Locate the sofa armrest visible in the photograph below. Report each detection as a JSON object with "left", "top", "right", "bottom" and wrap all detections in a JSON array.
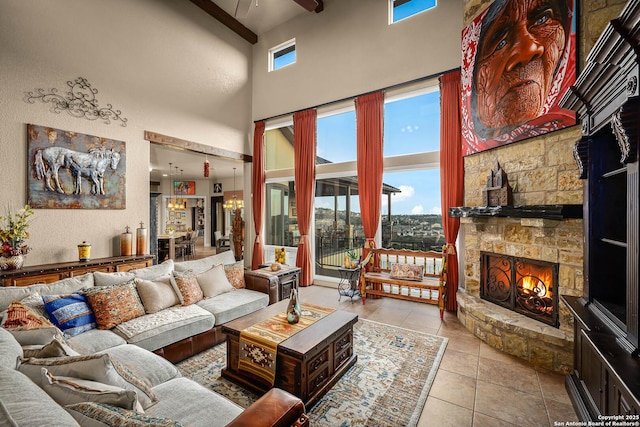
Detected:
[
  {"left": 244, "top": 271, "right": 279, "bottom": 304},
  {"left": 226, "top": 388, "right": 308, "bottom": 427}
]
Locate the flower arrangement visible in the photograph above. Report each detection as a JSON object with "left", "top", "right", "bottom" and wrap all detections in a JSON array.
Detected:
[{"left": 0, "top": 205, "right": 34, "bottom": 258}]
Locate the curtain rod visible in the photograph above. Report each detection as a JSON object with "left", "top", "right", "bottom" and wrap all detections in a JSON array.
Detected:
[{"left": 254, "top": 67, "right": 461, "bottom": 124}]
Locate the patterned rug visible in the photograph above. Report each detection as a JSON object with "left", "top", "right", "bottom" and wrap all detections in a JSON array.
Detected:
[{"left": 177, "top": 319, "right": 448, "bottom": 427}]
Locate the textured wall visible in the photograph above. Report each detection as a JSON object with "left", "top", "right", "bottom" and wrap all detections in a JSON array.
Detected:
[
  {"left": 251, "top": 0, "right": 464, "bottom": 121},
  {"left": 0, "top": 0, "right": 252, "bottom": 265}
]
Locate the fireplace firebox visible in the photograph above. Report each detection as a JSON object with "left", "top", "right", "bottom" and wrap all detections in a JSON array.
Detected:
[{"left": 480, "top": 252, "right": 559, "bottom": 327}]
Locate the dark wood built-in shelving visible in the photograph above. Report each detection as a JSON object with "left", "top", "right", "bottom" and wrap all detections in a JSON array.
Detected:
[
  {"left": 449, "top": 204, "right": 583, "bottom": 220},
  {"left": 558, "top": 0, "right": 640, "bottom": 420}
]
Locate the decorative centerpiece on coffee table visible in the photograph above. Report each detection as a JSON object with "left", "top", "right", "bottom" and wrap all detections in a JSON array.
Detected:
[{"left": 0, "top": 205, "right": 34, "bottom": 270}]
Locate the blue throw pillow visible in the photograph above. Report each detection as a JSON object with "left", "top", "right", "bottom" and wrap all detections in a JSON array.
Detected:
[{"left": 42, "top": 293, "right": 97, "bottom": 337}]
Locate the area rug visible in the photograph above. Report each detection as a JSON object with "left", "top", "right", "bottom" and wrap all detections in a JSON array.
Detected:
[{"left": 177, "top": 319, "right": 447, "bottom": 427}]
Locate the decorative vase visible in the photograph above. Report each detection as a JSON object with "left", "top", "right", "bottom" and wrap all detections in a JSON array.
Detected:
[
  {"left": 0, "top": 255, "right": 24, "bottom": 270},
  {"left": 286, "top": 288, "right": 301, "bottom": 324}
]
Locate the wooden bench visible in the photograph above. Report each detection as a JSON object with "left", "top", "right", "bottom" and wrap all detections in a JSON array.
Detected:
[{"left": 361, "top": 247, "right": 446, "bottom": 318}]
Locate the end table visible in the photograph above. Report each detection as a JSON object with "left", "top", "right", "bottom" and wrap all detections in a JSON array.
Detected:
[
  {"left": 338, "top": 265, "right": 361, "bottom": 302},
  {"left": 250, "top": 265, "right": 301, "bottom": 301}
]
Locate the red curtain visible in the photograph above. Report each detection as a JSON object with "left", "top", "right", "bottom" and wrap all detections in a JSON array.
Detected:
[
  {"left": 251, "top": 121, "right": 266, "bottom": 270},
  {"left": 293, "top": 109, "right": 317, "bottom": 287},
  {"left": 439, "top": 69, "right": 464, "bottom": 312},
  {"left": 356, "top": 91, "right": 384, "bottom": 257}
]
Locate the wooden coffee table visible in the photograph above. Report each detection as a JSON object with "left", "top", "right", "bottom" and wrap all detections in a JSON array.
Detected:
[{"left": 221, "top": 300, "right": 358, "bottom": 408}]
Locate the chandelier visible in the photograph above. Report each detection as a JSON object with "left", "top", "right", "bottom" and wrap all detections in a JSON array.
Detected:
[{"left": 223, "top": 167, "right": 244, "bottom": 210}]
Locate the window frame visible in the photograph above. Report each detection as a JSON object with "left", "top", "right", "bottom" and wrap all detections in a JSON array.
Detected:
[
  {"left": 268, "top": 38, "right": 296, "bottom": 72},
  {"left": 388, "top": 0, "right": 437, "bottom": 24}
]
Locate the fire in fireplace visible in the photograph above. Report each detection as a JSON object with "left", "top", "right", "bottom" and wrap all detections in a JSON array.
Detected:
[{"left": 480, "top": 252, "right": 559, "bottom": 327}]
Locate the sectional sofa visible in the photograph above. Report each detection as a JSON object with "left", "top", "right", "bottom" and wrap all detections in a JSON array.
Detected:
[{"left": 0, "top": 250, "right": 308, "bottom": 426}]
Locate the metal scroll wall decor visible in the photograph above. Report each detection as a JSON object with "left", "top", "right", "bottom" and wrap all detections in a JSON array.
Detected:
[
  {"left": 25, "top": 77, "right": 128, "bottom": 127},
  {"left": 27, "top": 124, "right": 126, "bottom": 209}
]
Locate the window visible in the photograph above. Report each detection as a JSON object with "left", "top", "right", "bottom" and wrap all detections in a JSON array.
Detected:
[
  {"left": 263, "top": 80, "right": 441, "bottom": 282},
  {"left": 265, "top": 123, "right": 294, "bottom": 171},
  {"left": 317, "top": 108, "right": 356, "bottom": 164},
  {"left": 269, "top": 39, "right": 296, "bottom": 71},
  {"left": 389, "top": 0, "right": 436, "bottom": 24},
  {"left": 384, "top": 88, "right": 440, "bottom": 156},
  {"left": 380, "top": 169, "right": 443, "bottom": 251}
]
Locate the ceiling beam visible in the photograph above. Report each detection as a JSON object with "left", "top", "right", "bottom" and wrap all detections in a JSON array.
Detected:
[
  {"left": 189, "top": 0, "right": 258, "bottom": 44},
  {"left": 293, "top": 0, "right": 323, "bottom": 13},
  {"left": 145, "top": 131, "right": 253, "bottom": 163}
]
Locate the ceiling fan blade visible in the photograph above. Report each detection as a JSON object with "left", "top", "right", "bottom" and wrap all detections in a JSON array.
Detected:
[
  {"left": 234, "top": 0, "right": 253, "bottom": 18},
  {"left": 293, "top": 0, "right": 323, "bottom": 13}
]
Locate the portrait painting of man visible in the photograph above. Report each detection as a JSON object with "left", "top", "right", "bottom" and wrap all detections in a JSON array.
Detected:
[{"left": 461, "top": 0, "right": 577, "bottom": 155}]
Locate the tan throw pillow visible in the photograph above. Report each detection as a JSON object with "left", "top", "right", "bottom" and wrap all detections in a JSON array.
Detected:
[
  {"left": 172, "top": 271, "right": 204, "bottom": 306},
  {"left": 84, "top": 282, "right": 145, "bottom": 330},
  {"left": 40, "top": 368, "right": 140, "bottom": 411},
  {"left": 135, "top": 276, "right": 180, "bottom": 314},
  {"left": 19, "top": 353, "right": 157, "bottom": 409},
  {"left": 23, "top": 337, "right": 79, "bottom": 359},
  {"left": 224, "top": 262, "right": 245, "bottom": 289},
  {"left": 197, "top": 264, "right": 235, "bottom": 298}
]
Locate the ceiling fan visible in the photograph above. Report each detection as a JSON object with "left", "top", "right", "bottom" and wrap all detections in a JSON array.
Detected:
[{"left": 233, "top": 0, "right": 323, "bottom": 18}]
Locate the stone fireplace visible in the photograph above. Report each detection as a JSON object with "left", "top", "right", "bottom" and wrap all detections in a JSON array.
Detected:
[
  {"left": 453, "top": 126, "right": 584, "bottom": 374},
  {"left": 481, "top": 252, "right": 559, "bottom": 327}
]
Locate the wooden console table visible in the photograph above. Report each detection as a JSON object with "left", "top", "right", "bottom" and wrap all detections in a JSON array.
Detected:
[{"left": 0, "top": 255, "right": 154, "bottom": 287}]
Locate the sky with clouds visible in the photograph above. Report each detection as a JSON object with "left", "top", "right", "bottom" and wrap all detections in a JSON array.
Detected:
[{"left": 316, "top": 91, "right": 441, "bottom": 216}]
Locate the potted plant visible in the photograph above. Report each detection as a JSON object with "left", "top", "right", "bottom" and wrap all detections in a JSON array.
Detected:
[
  {"left": 0, "top": 205, "right": 34, "bottom": 270},
  {"left": 344, "top": 249, "right": 359, "bottom": 269}
]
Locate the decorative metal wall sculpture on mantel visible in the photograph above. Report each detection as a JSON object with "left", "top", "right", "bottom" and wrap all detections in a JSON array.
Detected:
[
  {"left": 27, "top": 124, "right": 126, "bottom": 209},
  {"left": 25, "top": 77, "right": 128, "bottom": 127}
]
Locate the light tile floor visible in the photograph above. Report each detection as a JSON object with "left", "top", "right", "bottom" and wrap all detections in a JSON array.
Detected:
[{"left": 299, "top": 282, "right": 580, "bottom": 427}]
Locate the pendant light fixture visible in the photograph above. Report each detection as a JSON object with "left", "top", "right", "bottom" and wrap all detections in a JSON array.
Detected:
[
  {"left": 223, "top": 167, "right": 244, "bottom": 210},
  {"left": 204, "top": 155, "right": 210, "bottom": 178},
  {"left": 167, "top": 163, "right": 174, "bottom": 210},
  {"left": 174, "top": 166, "right": 180, "bottom": 209}
]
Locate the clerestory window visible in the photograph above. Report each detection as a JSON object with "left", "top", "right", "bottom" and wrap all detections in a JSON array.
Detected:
[
  {"left": 269, "top": 39, "right": 296, "bottom": 71},
  {"left": 389, "top": 0, "right": 436, "bottom": 24}
]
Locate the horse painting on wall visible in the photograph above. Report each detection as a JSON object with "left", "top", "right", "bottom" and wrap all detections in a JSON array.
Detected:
[{"left": 27, "top": 124, "right": 126, "bottom": 209}]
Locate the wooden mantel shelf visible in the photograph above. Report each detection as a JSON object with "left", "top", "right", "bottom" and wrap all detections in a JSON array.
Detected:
[{"left": 448, "top": 205, "right": 583, "bottom": 220}]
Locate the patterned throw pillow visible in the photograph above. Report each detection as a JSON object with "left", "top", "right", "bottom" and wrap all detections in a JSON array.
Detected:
[
  {"left": 19, "top": 292, "right": 49, "bottom": 319},
  {"left": 172, "top": 271, "right": 204, "bottom": 306},
  {"left": 42, "top": 294, "right": 97, "bottom": 337},
  {"left": 84, "top": 282, "right": 145, "bottom": 330},
  {"left": 65, "top": 402, "right": 182, "bottom": 427},
  {"left": 3, "top": 301, "right": 53, "bottom": 330},
  {"left": 224, "top": 261, "right": 245, "bottom": 289},
  {"left": 389, "top": 263, "right": 424, "bottom": 281}
]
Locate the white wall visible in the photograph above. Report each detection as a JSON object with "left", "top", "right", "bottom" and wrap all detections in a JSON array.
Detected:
[
  {"left": 0, "top": 0, "right": 252, "bottom": 265},
  {"left": 251, "top": 0, "right": 463, "bottom": 120}
]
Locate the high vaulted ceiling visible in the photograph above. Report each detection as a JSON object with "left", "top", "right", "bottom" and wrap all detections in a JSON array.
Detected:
[
  {"left": 150, "top": 0, "right": 325, "bottom": 183},
  {"left": 190, "top": 0, "right": 324, "bottom": 43}
]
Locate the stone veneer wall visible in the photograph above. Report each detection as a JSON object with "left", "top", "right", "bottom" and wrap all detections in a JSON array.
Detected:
[
  {"left": 456, "top": 0, "right": 628, "bottom": 375},
  {"left": 456, "top": 126, "right": 583, "bottom": 374}
]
